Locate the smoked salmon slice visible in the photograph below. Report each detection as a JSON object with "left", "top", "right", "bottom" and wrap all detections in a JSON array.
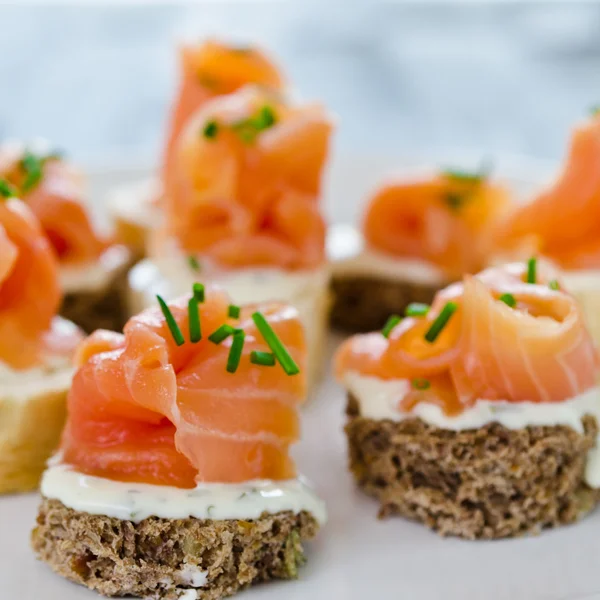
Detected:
[
  {"left": 162, "top": 40, "right": 284, "bottom": 184},
  {"left": 496, "top": 112, "right": 600, "bottom": 269},
  {"left": 61, "top": 285, "right": 307, "bottom": 487},
  {"left": 335, "top": 261, "right": 598, "bottom": 416},
  {"left": 0, "top": 198, "right": 81, "bottom": 369},
  {"left": 0, "top": 147, "right": 106, "bottom": 264},
  {"left": 363, "top": 170, "right": 512, "bottom": 278},
  {"left": 163, "top": 85, "right": 332, "bottom": 270}
]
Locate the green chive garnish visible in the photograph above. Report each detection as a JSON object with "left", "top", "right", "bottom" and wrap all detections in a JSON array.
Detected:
[
  {"left": 412, "top": 378, "right": 430, "bottom": 390},
  {"left": 226, "top": 330, "right": 245, "bottom": 373},
  {"left": 381, "top": 315, "right": 402, "bottom": 338},
  {"left": 203, "top": 120, "right": 219, "bottom": 139},
  {"left": 424, "top": 302, "right": 458, "bottom": 343},
  {"left": 255, "top": 105, "right": 276, "bottom": 129},
  {"left": 445, "top": 192, "right": 464, "bottom": 210},
  {"left": 188, "top": 297, "right": 201, "bottom": 343},
  {"left": 499, "top": 293, "right": 516, "bottom": 308},
  {"left": 405, "top": 303, "right": 430, "bottom": 317},
  {"left": 527, "top": 257, "right": 537, "bottom": 284},
  {"left": 228, "top": 304, "right": 241, "bottom": 319},
  {"left": 591, "top": 105, "right": 600, "bottom": 116},
  {"left": 188, "top": 256, "right": 201, "bottom": 271},
  {"left": 251, "top": 311, "right": 300, "bottom": 375},
  {"left": 208, "top": 324, "right": 234, "bottom": 344},
  {"left": 0, "top": 179, "right": 16, "bottom": 198},
  {"left": 156, "top": 295, "right": 185, "bottom": 346},
  {"left": 20, "top": 152, "right": 44, "bottom": 193},
  {"left": 250, "top": 350, "right": 276, "bottom": 367},
  {"left": 549, "top": 279, "right": 560, "bottom": 291},
  {"left": 193, "top": 283, "right": 205, "bottom": 303}
]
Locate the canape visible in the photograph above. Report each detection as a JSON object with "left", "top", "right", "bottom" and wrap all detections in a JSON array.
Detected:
[
  {"left": 329, "top": 168, "right": 512, "bottom": 332},
  {"left": 109, "top": 40, "right": 284, "bottom": 258},
  {"left": 335, "top": 259, "right": 600, "bottom": 539},
  {"left": 0, "top": 194, "right": 82, "bottom": 494},
  {"left": 0, "top": 141, "right": 132, "bottom": 332},
  {"left": 128, "top": 84, "right": 333, "bottom": 388},
  {"left": 495, "top": 110, "right": 600, "bottom": 346},
  {"left": 32, "top": 284, "right": 326, "bottom": 599}
]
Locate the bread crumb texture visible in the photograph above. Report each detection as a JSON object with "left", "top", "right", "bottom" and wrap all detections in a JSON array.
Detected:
[
  {"left": 345, "top": 394, "right": 600, "bottom": 539},
  {"left": 32, "top": 498, "right": 319, "bottom": 599}
]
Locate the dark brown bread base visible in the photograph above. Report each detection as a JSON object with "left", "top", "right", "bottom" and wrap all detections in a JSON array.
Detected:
[
  {"left": 32, "top": 498, "right": 319, "bottom": 599},
  {"left": 345, "top": 394, "right": 600, "bottom": 539},
  {"left": 330, "top": 274, "right": 445, "bottom": 332},
  {"left": 60, "top": 259, "right": 132, "bottom": 334}
]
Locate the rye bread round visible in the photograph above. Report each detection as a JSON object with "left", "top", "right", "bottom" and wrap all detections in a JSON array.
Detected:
[
  {"left": 32, "top": 498, "right": 319, "bottom": 599},
  {"left": 345, "top": 394, "right": 600, "bottom": 539}
]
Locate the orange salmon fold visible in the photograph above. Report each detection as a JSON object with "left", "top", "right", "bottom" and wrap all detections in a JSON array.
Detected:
[
  {"left": 163, "top": 85, "right": 332, "bottom": 270},
  {"left": 363, "top": 172, "right": 512, "bottom": 278},
  {"left": 162, "top": 40, "right": 284, "bottom": 184},
  {"left": 0, "top": 198, "right": 82, "bottom": 369},
  {"left": 496, "top": 113, "right": 600, "bottom": 269},
  {"left": 335, "top": 262, "right": 598, "bottom": 416},
  {"left": 0, "top": 147, "right": 106, "bottom": 264},
  {"left": 61, "top": 285, "right": 307, "bottom": 487}
]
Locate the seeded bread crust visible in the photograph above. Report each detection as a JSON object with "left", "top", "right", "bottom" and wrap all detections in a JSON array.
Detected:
[
  {"left": 329, "top": 274, "right": 444, "bottom": 332},
  {"left": 32, "top": 498, "right": 319, "bottom": 599},
  {"left": 345, "top": 394, "right": 600, "bottom": 539},
  {"left": 60, "top": 250, "right": 134, "bottom": 333}
]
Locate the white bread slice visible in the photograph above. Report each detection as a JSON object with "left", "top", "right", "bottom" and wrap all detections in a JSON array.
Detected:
[
  {"left": 107, "top": 178, "right": 162, "bottom": 259},
  {"left": 564, "top": 272, "right": 600, "bottom": 350},
  {"left": 0, "top": 382, "right": 69, "bottom": 494}
]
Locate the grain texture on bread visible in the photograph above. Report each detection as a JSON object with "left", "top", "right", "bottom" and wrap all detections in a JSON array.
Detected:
[
  {"left": 0, "top": 387, "right": 68, "bottom": 494},
  {"left": 330, "top": 274, "right": 443, "bottom": 332},
  {"left": 32, "top": 498, "right": 319, "bottom": 600},
  {"left": 60, "top": 251, "right": 133, "bottom": 333},
  {"left": 345, "top": 394, "right": 599, "bottom": 539}
]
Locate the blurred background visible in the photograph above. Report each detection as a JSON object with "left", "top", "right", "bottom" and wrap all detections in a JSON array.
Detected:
[{"left": 0, "top": 1, "right": 599, "bottom": 167}]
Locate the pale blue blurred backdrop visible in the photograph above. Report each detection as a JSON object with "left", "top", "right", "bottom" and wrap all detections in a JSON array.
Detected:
[{"left": 0, "top": 1, "right": 599, "bottom": 166}]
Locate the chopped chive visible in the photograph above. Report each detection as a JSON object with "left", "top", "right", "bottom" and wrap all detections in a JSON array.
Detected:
[
  {"left": 250, "top": 350, "right": 276, "bottom": 367},
  {"left": 156, "top": 295, "right": 185, "bottom": 346},
  {"left": 0, "top": 179, "right": 16, "bottom": 198},
  {"left": 405, "top": 303, "right": 430, "bottom": 317},
  {"left": 424, "top": 302, "right": 458, "bottom": 343},
  {"left": 412, "top": 378, "right": 431, "bottom": 390},
  {"left": 526, "top": 257, "right": 537, "bottom": 284},
  {"left": 498, "top": 293, "right": 516, "bottom": 308},
  {"left": 187, "top": 255, "right": 201, "bottom": 271},
  {"left": 226, "top": 331, "right": 245, "bottom": 373},
  {"left": 255, "top": 105, "right": 276, "bottom": 129},
  {"left": 228, "top": 304, "right": 241, "bottom": 319},
  {"left": 193, "top": 283, "right": 205, "bottom": 303},
  {"left": 208, "top": 324, "right": 234, "bottom": 344},
  {"left": 591, "top": 105, "right": 600, "bottom": 116},
  {"left": 20, "top": 151, "right": 44, "bottom": 193},
  {"left": 251, "top": 311, "right": 300, "bottom": 376},
  {"left": 548, "top": 279, "right": 560, "bottom": 291},
  {"left": 202, "top": 120, "right": 219, "bottom": 139},
  {"left": 442, "top": 168, "right": 483, "bottom": 184},
  {"left": 381, "top": 315, "right": 402, "bottom": 338},
  {"left": 188, "top": 297, "right": 201, "bottom": 343}
]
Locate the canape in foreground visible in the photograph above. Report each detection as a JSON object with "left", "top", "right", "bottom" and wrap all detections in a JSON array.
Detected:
[
  {"left": 0, "top": 196, "right": 82, "bottom": 493},
  {"left": 335, "top": 260, "right": 600, "bottom": 539},
  {"left": 329, "top": 168, "right": 511, "bottom": 332},
  {"left": 495, "top": 110, "right": 600, "bottom": 346},
  {"left": 128, "top": 84, "right": 333, "bottom": 388},
  {"left": 32, "top": 285, "right": 326, "bottom": 599},
  {"left": 0, "top": 142, "right": 132, "bottom": 332},
  {"left": 109, "top": 40, "right": 284, "bottom": 257}
]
